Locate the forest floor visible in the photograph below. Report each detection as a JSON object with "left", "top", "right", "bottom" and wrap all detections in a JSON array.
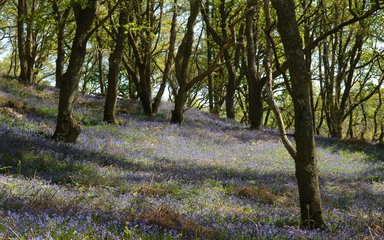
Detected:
[{"left": 0, "top": 78, "right": 383, "bottom": 239}]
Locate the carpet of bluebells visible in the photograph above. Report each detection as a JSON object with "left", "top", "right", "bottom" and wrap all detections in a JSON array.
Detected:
[{"left": 0, "top": 79, "right": 383, "bottom": 239}]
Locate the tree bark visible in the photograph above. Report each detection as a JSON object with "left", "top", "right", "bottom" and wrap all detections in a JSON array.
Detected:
[
  {"left": 206, "top": 25, "right": 214, "bottom": 113},
  {"left": 171, "top": 87, "right": 188, "bottom": 123},
  {"left": 263, "top": 0, "right": 296, "bottom": 158},
  {"left": 104, "top": 8, "right": 129, "bottom": 124},
  {"left": 201, "top": 0, "right": 241, "bottom": 119},
  {"left": 248, "top": 78, "right": 264, "bottom": 129},
  {"left": 152, "top": 0, "right": 178, "bottom": 114},
  {"left": 52, "top": 1, "right": 70, "bottom": 88},
  {"left": 17, "top": 0, "right": 38, "bottom": 84},
  {"left": 96, "top": 33, "right": 105, "bottom": 95},
  {"left": 17, "top": 0, "right": 29, "bottom": 83},
  {"left": 245, "top": 1, "right": 265, "bottom": 130},
  {"left": 225, "top": 55, "right": 237, "bottom": 119},
  {"left": 271, "top": 0, "right": 325, "bottom": 228},
  {"left": 53, "top": 0, "right": 98, "bottom": 143},
  {"left": 55, "top": 22, "right": 66, "bottom": 88},
  {"left": 372, "top": 89, "right": 382, "bottom": 142},
  {"left": 171, "top": 0, "right": 201, "bottom": 124}
]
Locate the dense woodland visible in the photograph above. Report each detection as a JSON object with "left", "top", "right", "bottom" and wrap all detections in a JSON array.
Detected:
[{"left": 0, "top": 0, "right": 384, "bottom": 238}]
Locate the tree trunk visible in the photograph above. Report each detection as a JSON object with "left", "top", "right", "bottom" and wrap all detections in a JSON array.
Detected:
[
  {"left": 207, "top": 32, "right": 214, "bottom": 113},
  {"left": 104, "top": 9, "right": 128, "bottom": 124},
  {"left": 245, "top": 1, "right": 264, "bottom": 130},
  {"left": 171, "top": 87, "right": 188, "bottom": 124},
  {"left": 379, "top": 124, "right": 384, "bottom": 145},
  {"left": 248, "top": 80, "right": 264, "bottom": 130},
  {"left": 172, "top": 0, "right": 230, "bottom": 123},
  {"left": 17, "top": 0, "right": 36, "bottom": 84},
  {"left": 96, "top": 33, "right": 105, "bottom": 95},
  {"left": 263, "top": 0, "right": 296, "bottom": 158},
  {"left": 271, "top": 0, "right": 325, "bottom": 228},
  {"left": 53, "top": 0, "right": 98, "bottom": 143},
  {"left": 52, "top": 4, "right": 70, "bottom": 88},
  {"left": 359, "top": 104, "right": 368, "bottom": 141},
  {"left": 17, "top": 0, "right": 28, "bottom": 83},
  {"left": 26, "top": 16, "right": 34, "bottom": 83},
  {"left": 372, "top": 89, "right": 382, "bottom": 141},
  {"left": 347, "top": 110, "right": 354, "bottom": 139},
  {"left": 172, "top": 0, "right": 201, "bottom": 123},
  {"left": 225, "top": 56, "right": 236, "bottom": 119},
  {"left": 139, "top": 89, "right": 152, "bottom": 116},
  {"left": 335, "top": 115, "right": 343, "bottom": 138},
  {"left": 152, "top": 0, "right": 178, "bottom": 114},
  {"left": 55, "top": 24, "right": 66, "bottom": 88}
]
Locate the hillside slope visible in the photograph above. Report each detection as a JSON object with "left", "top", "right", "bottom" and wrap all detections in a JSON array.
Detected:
[{"left": 0, "top": 79, "right": 383, "bottom": 239}]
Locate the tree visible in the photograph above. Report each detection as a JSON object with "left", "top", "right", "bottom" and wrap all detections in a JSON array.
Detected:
[
  {"left": 103, "top": 5, "right": 129, "bottom": 124},
  {"left": 17, "top": 0, "right": 54, "bottom": 84},
  {"left": 171, "top": 0, "right": 231, "bottom": 124},
  {"left": 53, "top": 0, "right": 99, "bottom": 142},
  {"left": 202, "top": 0, "right": 244, "bottom": 119},
  {"left": 317, "top": 1, "right": 384, "bottom": 138},
  {"left": 123, "top": 0, "right": 178, "bottom": 116},
  {"left": 244, "top": 0, "right": 265, "bottom": 129},
  {"left": 271, "top": 0, "right": 325, "bottom": 228},
  {"left": 51, "top": 0, "right": 71, "bottom": 88}
]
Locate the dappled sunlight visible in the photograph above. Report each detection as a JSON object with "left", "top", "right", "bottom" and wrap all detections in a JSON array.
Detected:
[{"left": 0, "top": 80, "right": 383, "bottom": 239}]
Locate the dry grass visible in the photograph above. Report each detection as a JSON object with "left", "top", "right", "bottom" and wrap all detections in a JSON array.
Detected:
[
  {"left": 0, "top": 96, "right": 26, "bottom": 120},
  {"left": 0, "top": 93, "right": 8, "bottom": 106},
  {"left": 0, "top": 107, "right": 24, "bottom": 120},
  {"left": 233, "top": 186, "right": 285, "bottom": 205},
  {"left": 133, "top": 183, "right": 169, "bottom": 196},
  {"left": 5, "top": 99, "right": 27, "bottom": 113},
  {"left": 137, "top": 205, "right": 214, "bottom": 239}
]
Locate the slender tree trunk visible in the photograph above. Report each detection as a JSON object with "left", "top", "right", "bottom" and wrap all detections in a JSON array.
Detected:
[
  {"left": 263, "top": 0, "right": 296, "bottom": 158},
  {"left": 379, "top": 124, "right": 384, "bottom": 145},
  {"left": 152, "top": 0, "right": 178, "bottom": 114},
  {"left": 96, "top": 33, "right": 105, "bottom": 95},
  {"left": 17, "top": 0, "right": 36, "bottom": 84},
  {"left": 55, "top": 24, "right": 66, "bottom": 88},
  {"left": 172, "top": 0, "right": 230, "bottom": 123},
  {"left": 172, "top": 0, "right": 201, "bottom": 123},
  {"left": 53, "top": 0, "right": 98, "bottom": 143},
  {"left": 347, "top": 110, "right": 354, "bottom": 139},
  {"left": 104, "top": 8, "right": 128, "bottom": 124},
  {"left": 25, "top": 10, "right": 36, "bottom": 84},
  {"left": 17, "top": 0, "right": 28, "bottom": 83},
  {"left": 271, "top": 0, "right": 325, "bottom": 228},
  {"left": 359, "top": 104, "right": 368, "bottom": 141},
  {"left": 207, "top": 34, "right": 214, "bottom": 113},
  {"left": 245, "top": 1, "right": 264, "bottom": 129},
  {"left": 52, "top": 3, "right": 70, "bottom": 88},
  {"left": 26, "top": 15, "right": 34, "bottom": 83},
  {"left": 225, "top": 56, "right": 236, "bottom": 119},
  {"left": 372, "top": 89, "right": 382, "bottom": 141}
]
